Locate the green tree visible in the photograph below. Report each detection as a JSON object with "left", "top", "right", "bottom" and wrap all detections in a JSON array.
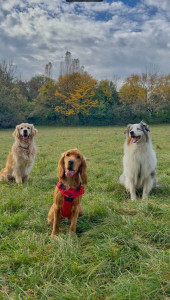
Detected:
[
  {"left": 90, "top": 79, "right": 120, "bottom": 125},
  {"left": 18, "top": 75, "right": 47, "bottom": 102},
  {"left": 31, "top": 79, "right": 60, "bottom": 123},
  {"left": 0, "top": 60, "right": 31, "bottom": 128}
]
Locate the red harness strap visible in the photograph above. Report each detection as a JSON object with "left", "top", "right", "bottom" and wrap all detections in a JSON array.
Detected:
[{"left": 57, "top": 181, "right": 85, "bottom": 218}]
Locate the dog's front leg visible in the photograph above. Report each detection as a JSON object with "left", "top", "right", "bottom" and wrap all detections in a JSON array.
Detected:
[
  {"left": 15, "top": 169, "right": 22, "bottom": 183},
  {"left": 69, "top": 206, "right": 80, "bottom": 234},
  {"left": 142, "top": 177, "right": 152, "bottom": 199},
  {"left": 51, "top": 205, "right": 60, "bottom": 237},
  {"left": 129, "top": 180, "right": 136, "bottom": 201}
]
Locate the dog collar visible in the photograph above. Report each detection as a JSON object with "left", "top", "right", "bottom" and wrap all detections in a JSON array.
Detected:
[{"left": 19, "top": 145, "right": 29, "bottom": 149}]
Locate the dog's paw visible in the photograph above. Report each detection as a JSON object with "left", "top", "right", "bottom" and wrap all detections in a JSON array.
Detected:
[
  {"left": 69, "top": 230, "right": 76, "bottom": 235},
  {"left": 50, "top": 233, "right": 58, "bottom": 238},
  {"left": 47, "top": 218, "right": 51, "bottom": 226},
  {"left": 142, "top": 194, "right": 148, "bottom": 200},
  {"left": 50, "top": 230, "right": 59, "bottom": 237}
]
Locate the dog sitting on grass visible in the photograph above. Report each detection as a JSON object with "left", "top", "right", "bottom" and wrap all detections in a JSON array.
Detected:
[
  {"left": 119, "top": 121, "right": 157, "bottom": 200},
  {"left": 48, "top": 149, "right": 87, "bottom": 236},
  {"left": 0, "top": 123, "right": 37, "bottom": 184}
]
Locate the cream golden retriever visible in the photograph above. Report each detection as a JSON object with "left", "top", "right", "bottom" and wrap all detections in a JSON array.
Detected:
[
  {"left": 119, "top": 121, "right": 157, "bottom": 200},
  {"left": 0, "top": 123, "right": 37, "bottom": 184}
]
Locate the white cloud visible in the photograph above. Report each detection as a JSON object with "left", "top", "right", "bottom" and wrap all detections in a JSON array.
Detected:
[
  {"left": 0, "top": 0, "right": 169, "bottom": 80},
  {"left": 143, "top": 0, "right": 169, "bottom": 11}
]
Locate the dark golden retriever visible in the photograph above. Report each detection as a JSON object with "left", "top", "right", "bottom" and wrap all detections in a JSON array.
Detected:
[{"left": 48, "top": 149, "right": 87, "bottom": 236}]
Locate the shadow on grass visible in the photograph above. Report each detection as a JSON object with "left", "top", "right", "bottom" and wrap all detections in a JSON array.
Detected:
[
  {"left": 76, "top": 213, "right": 106, "bottom": 236},
  {"left": 114, "top": 182, "right": 165, "bottom": 201},
  {"left": 46, "top": 213, "right": 108, "bottom": 237},
  {"left": 151, "top": 184, "right": 170, "bottom": 197},
  {"left": 29, "top": 177, "right": 57, "bottom": 190}
]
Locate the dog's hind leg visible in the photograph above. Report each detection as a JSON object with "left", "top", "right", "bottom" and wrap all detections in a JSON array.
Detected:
[
  {"left": 22, "top": 175, "right": 29, "bottom": 184},
  {"left": 51, "top": 204, "right": 61, "bottom": 236},
  {"left": 47, "top": 204, "right": 55, "bottom": 225},
  {"left": 79, "top": 204, "right": 83, "bottom": 216},
  {"left": 0, "top": 169, "right": 10, "bottom": 182},
  {"left": 151, "top": 171, "right": 158, "bottom": 189},
  {"left": 119, "top": 174, "right": 125, "bottom": 186}
]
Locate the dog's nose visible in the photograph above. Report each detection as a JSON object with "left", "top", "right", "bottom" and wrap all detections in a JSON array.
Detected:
[
  {"left": 23, "top": 129, "right": 28, "bottom": 135},
  {"left": 130, "top": 131, "right": 134, "bottom": 136},
  {"left": 68, "top": 160, "right": 74, "bottom": 166}
]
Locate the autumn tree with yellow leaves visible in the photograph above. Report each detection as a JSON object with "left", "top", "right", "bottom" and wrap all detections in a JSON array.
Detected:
[
  {"left": 31, "top": 67, "right": 169, "bottom": 125},
  {"left": 119, "top": 74, "right": 147, "bottom": 104},
  {"left": 119, "top": 73, "right": 170, "bottom": 114},
  {"left": 55, "top": 73, "right": 98, "bottom": 117},
  {"left": 0, "top": 58, "right": 169, "bottom": 127}
]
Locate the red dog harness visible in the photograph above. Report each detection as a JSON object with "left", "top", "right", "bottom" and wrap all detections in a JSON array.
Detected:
[{"left": 57, "top": 181, "right": 85, "bottom": 218}]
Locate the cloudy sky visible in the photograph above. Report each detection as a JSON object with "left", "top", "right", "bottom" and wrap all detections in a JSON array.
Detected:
[{"left": 0, "top": 0, "right": 169, "bottom": 81}]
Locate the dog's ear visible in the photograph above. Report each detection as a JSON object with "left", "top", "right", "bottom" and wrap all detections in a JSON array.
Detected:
[
  {"left": 57, "top": 153, "right": 65, "bottom": 180},
  {"left": 13, "top": 125, "right": 20, "bottom": 138},
  {"left": 124, "top": 124, "right": 131, "bottom": 135},
  {"left": 140, "top": 121, "right": 150, "bottom": 132},
  {"left": 31, "top": 124, "right": 38, "bottom": 136},
  {"left": 79, "top": 156, "right": 87, "bottom": 185},
  {"left": 140, "top": 121, "right": 150, "bottom": 142}
]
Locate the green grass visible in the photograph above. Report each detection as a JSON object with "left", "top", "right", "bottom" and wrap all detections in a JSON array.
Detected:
[{"left": 0, "top": 125, "right": 169, "bottom": 300}]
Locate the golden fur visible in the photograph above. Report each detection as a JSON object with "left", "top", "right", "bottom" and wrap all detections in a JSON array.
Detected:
[
  {"left": 0, "top": 123, "right": 37, "bottom": 183},
  {"left": 48, "top": 149, "right": 87, "bottom": 236}
]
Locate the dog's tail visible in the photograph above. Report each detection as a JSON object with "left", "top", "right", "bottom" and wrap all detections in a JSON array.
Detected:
[{"left": 47, "top": 204, "right": 55, "bottom": 225}]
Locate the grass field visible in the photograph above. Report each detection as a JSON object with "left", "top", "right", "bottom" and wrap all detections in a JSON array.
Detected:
[{"left": 0, "top": 125, "right": 169, "bottom": 300}]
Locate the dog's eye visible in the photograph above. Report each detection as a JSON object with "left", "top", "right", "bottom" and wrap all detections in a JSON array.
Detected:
[
  {"left": 77, "top": 155, "right": 80, "bottom": 159},
  {"left": 66, "top": 153, "right": 70, "bottom": 157},
  {"left": 20, "top": 127, "right": 23, "bottom": 130},
  {"left": 27, "top": 127, "right": 30, "bottom": 129}
]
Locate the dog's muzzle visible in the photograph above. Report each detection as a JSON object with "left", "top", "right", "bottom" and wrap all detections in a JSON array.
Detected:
[
  {"left": 130, "top": 131, "right": 135, "bottom": 137},
  {"left": 22, "top": 129, "right": 29, "bottom": 140},
  {"left": 23, "top": 129, "right": 28, "bottom": 136},
  {"left": 68, "top": 160, "right": 74, "bottom": 170}
]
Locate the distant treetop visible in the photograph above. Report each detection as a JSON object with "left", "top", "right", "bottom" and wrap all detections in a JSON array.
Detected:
[{"left": 59, "top": 51, "right": 85, "bottom": 77}]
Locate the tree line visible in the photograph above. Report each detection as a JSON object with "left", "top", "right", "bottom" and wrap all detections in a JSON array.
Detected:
[{"left": 0, "top": 60, "right": 169, "bottom": 128}]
